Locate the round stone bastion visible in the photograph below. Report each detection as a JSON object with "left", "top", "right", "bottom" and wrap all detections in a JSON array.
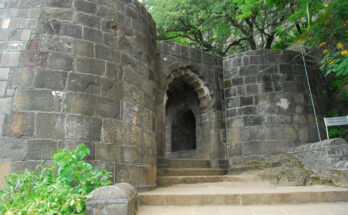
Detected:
[
  {"left": 223, "top": 50, "right": 327, "bottom": 163},
  {"left": 0, "top": 0, "right": 157, "bottom": 190}
]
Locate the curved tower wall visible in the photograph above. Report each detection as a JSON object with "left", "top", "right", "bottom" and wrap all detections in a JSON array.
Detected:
[
  {"left": 223, "top": 50, "right": 327, "bottom": 164},
  {"left": 0, "top": 0, "right": 157, "bottom": 190}
]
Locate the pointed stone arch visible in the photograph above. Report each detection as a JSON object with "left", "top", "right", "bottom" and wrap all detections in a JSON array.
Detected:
[
  {"left": 162, "top": 66, "right": 218, "bottom": 160},
  {"left": 165, "top": 67, "right": 213, "bottom": 111}
]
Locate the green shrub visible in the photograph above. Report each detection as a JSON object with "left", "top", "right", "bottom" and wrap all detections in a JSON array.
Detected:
[{"left": 0, "top": 144, "right": 112, "bottom": 215}]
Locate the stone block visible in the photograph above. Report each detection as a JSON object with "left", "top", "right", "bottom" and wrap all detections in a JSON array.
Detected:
[
  {"left": 86, "top": 183, "right": 137, "bottom": 215},
  {"left": 101, "top": 19, "right": 117, "bottom": 33},
  {"left": 60, "top": 23, "right": 82, "bottom": 38},
  {"left": 124, "top": 85, "right": 143, "bottom": 104},
  {"left": 226, "top": 129, "right": 240, "bottom": 143},
  {"left": 0, "top": 94, "right": 11, "bottom": 112},
  {"left": 122, "top": 103, "right": 142, "bottom": 126},
  {"left": 64, "top": 92, "right": 96, "bottom": 116},
  {"left": 264, "top": 127, "right": 284, "bottom": 140},
  {"left": 96, "top": 44, "right": 111, "bottom": 61},
  {"left": 84, "top": 27, "right": 103, "bottom": 43},
  {"left": 97, "top": 5, "right": 114, "bottom": 18},
  {"left": 298, "top": 127, "right": 309, "bottom": 141},
  {"left": 142, "top": 109, "right": 154, "bottom": 132},
  {"left": 96, "top": 97, "right": 120, "bottom": 119},
  {"left": 231, "top": 78, "right": 244, "bottom": 86},
  {"left": 27, "top": 139, "right": 57, "bottom": 160},
  {"left": 95, "top": 143, "right": 120, "bottom": 162},
  {"left": 44, "top": 0, "right": 73, "bottom": 8},
  {"left": 75, "top": 57, "right": 105, "bottom": 75},
  {"left": 239, "top": 65, "right": 257, "bottom": 76},
  {"left": 121, "top": 146, "right": 138, "bottom": 164},
  {"left": 34, "top": 70, "right": 67, "bottom": 90},
  {"left": 237, "top": 86, "right": 247, "bottom": 96},
  {"left": 74, "top": 0, "right": 97, "bottom": 14},
  {"left": 5, "top": 88, "right": 15, "bottom": 97},
  {"left": 294, "top": 114, "right": 308, "bottom": 125},
  {"left": 226, "top": 109, "right": 237, "bottom": 118},
  {"left": 101, "top": 79, "right": 123, "bottom": 99},
  {"left": 224, "top": 87, "right": 237, "bottom": 98},
  {"left": 105, "top": 62, "right": 120, "bottom": 81},
  {"left": 120, "top": 53, "right": 136, "bottom": 73},
  {"left": 0, "top": 161, "right": 10, "bottom": 189},
  {"left": 72, "top": 40, "right": 94, "bottom": 57},
  {"left": 142, "top": 79, "right": 154, "bottom": 97},
  {"left": 0, "top": 52, "right": 20, "bottom": 67},
  {"left": 240, "top": 126, "right": 264, "bottom": 141},
  {"left": 246, "top": 84, "right": 259, "bottom": 95},
  {"left": 226, "top": 117, "right": 244, "bottom": 129},
  {"left": 42, "top": 8, "right": 74, "bottom": 22},
  {"left": 0, "top": 78, "right": 6, "bottom": 96},
  {"left": 13, "top": 89, "right": 61, "bottom": 111},
  {"left": 7, "top": 29, "right": 31, "bottom": 41},
  {"left": 0, "top": 138, "right": 27, "bottom": 160},
  {"left": 143, "top": 131, "right": 155, "bottom": 149},
  {"left": 41, "top": 34, "right": 73, "bottom": 53},
  {"left": 67, "top": 73, "right": 100, "bottom": 95},
  {"left": 240, "top": 106, "right": 256, "bottom": 115},
  {"left": 123, "top": 70, "right": 139, "bottom": 86},
  {"left": 102, "top": 119, "right": 124, "bottom": 143},
  {"left": 36, "top": 113, "right": 65, "bottom": 139},
  {"left": 243, "top": 141, "right": 290, "bottom": 156},
  {"left": 40, "top": 20, "right": 61, "bottom": 34},
  {"left": 10, "top": 161, "right": 41, "bottom": 173},
  {"left": 8, "top": 68, "right": 34, "bottom": 87},
  {"left": 284, "top": 126, "right": 297, "bottom": 140},
  {"left": 20, "top": 51, "right": 49, "bottom": 68},
  {"left": 66, "top": 115, "right": 102, "bottom": 141},
  {"left": 0, "top": 68, "right": 9, "bottom": 80},
  {"left": 124, "top": 124, "right": 142, "bottom": 146},
  {"left": 243, "top": 116, "right": 264, "bottom": 126},
  {"left": 140, "top": 149, "right": 152, "bottom": 165},
  {"left": 7, "top": 41, "right": 26, "bottom": 51},
  {"left": 226, "top": 98, "right": 240, "bottom": 108},
  {"left": 48, "top": 53, "right": 73, "bottom": 71},
  {"left": 240, "top": 96, "right": 253, "bottom": 107},
  {"left": 75, "top": 13, "right": 100, "bottom": 29},
  {"left": 250, "top": 55, "right": 266, "bottom": 64},
  {"left": 2, "top": 112, "right": 34, "bottom": 137}
]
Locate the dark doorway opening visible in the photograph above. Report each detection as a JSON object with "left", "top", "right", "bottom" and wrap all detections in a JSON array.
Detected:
[{"left": 171, "top": 109, "right": 196, "bottom": 152}]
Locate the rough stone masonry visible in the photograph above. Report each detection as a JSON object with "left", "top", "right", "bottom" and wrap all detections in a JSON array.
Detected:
[{"left": 0, "top": 0, "right": 327, "bottom": 190}]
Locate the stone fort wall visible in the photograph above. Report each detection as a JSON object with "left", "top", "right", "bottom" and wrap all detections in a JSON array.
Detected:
[
  {"left": 0, "top": 0, "right": 327, "bottom": 189},
  {"left": 0, "top": 0, "right": 157, "bottom": 190}
]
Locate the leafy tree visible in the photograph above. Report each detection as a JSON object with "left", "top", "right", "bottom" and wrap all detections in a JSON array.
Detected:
[
  {"left": 142, "top": 0, "right": 347, "bottom": 78},
  {"left": 142, "top": 0, "right": 299, "bottom": 56}
]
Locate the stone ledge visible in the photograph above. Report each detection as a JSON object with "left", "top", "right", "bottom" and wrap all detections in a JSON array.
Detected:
[
  {"left": 287, "top": 138, "right": 348, "bottom": 185},
  {"left": 288, "top": 138, "right": 348, "bottom": 153},
  {"left": 86, "top": 183, "right": 137, "bottom": 215}
]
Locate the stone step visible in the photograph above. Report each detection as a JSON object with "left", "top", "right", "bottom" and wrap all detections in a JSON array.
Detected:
[
  {"left": 138, "top": 203, "right": 348, "bottom": 215},
  {"left": 139, "top": 182, "right": 348, "bottom": 206},
  {"left": 157, "top": 175, "right": 242, "bottom": 186},
  {"left": 158, "top": 168, "right": 227, "bottom": 177},
  {"left": 158, "top": 159, "right": 211, "bottom": 168}
]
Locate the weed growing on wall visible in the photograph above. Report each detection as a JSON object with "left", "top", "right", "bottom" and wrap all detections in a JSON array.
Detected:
[{"left": 0, "top": 145, "right": 112, "bottom": 214}]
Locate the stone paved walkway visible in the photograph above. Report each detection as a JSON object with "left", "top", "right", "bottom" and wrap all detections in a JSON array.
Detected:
[{"left": 139, "top": 203, "right": 348, "bottom": 215}]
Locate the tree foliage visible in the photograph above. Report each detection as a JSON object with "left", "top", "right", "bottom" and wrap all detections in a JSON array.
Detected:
[
  {"left": 142, "top": 0, "right": 347, "bottom": 77},
  {"left": 142, "top": 0, "right": 300, "bottom": 55}
]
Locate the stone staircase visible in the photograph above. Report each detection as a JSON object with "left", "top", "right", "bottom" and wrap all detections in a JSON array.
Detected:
[
  {"left": 138, "top": 158, "right": 348, "bottom": 215},
  {"left": 156, "top": 158, "right": 229, "bottom": 186}
]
